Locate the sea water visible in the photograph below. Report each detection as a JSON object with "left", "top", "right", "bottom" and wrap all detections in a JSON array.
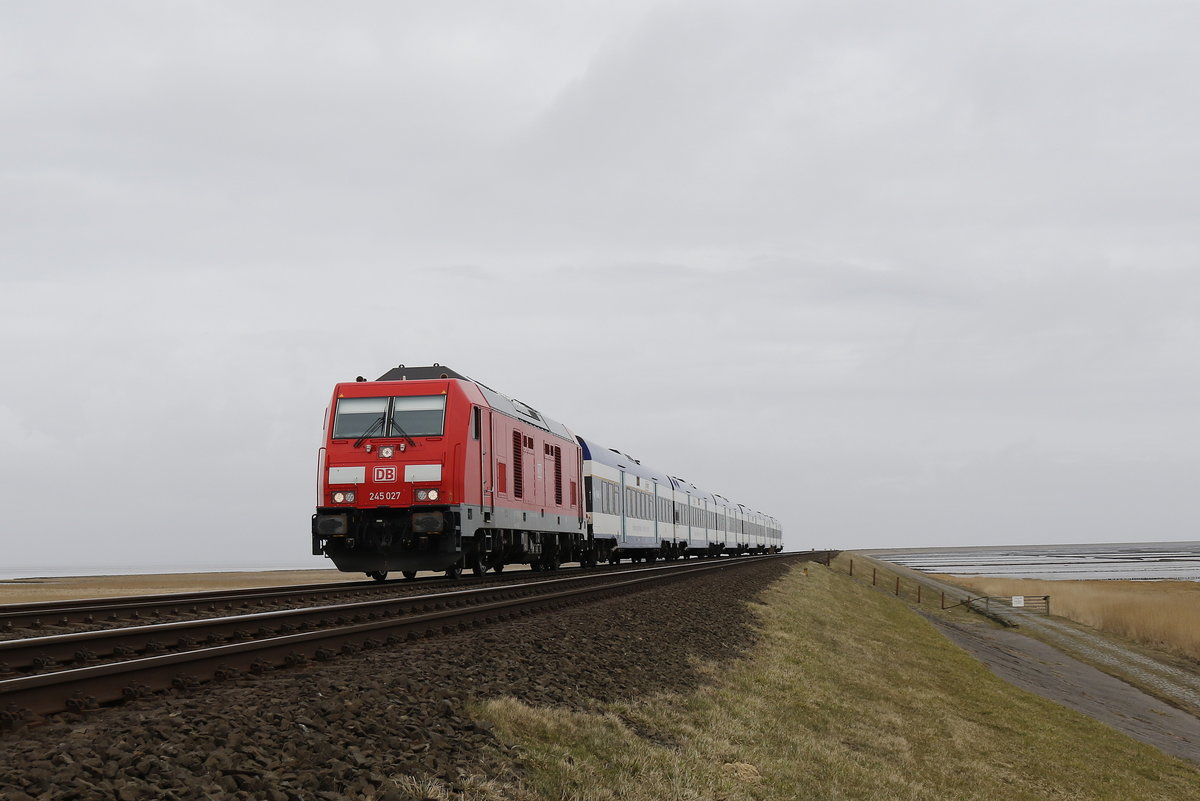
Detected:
[{"left": 867, "top": 541, "right": 1200, "bottom": 581}]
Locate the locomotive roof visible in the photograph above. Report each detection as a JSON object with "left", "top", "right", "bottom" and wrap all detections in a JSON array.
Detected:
[{"left": 373, "top": 364, "right": 574, "bottom": 440}]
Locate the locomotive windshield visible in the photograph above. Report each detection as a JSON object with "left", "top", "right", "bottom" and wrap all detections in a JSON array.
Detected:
[
  {"left": 389, "top": 395, "right": 446, "bottom": 436},
  {"left": 332, "top": 395, "right": 447, "bottom": 440}
]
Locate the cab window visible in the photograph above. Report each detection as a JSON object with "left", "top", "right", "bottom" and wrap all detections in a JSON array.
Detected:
[
  {"left": 331, "top": 395, "right": 447, "bottom": 439},
  {"left": 332, "top": 397, "right": 388, "bottom": 439},
  {"left": 390, "top": 395, "right": 447, "bottom": 437}
]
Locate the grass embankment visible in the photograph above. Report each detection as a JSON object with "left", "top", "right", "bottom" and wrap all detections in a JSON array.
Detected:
[
  {"left": 946, "top": 575, "right": 1200, "bottom": 663},
  {"left": 478, "top": 562, "right": 1199, "bottom": 801}
]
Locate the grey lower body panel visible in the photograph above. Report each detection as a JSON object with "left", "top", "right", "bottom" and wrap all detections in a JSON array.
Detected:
[{"left": 313, "top": 503, "right": 586, "bottom": 575}]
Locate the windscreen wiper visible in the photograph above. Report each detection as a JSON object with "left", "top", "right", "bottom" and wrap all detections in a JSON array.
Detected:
[
  {"left": 353, "top": 416, "right": 385, "bottom": 448},
  {"left": 387, "top": 418, "right": 418, "bottom": 447}
]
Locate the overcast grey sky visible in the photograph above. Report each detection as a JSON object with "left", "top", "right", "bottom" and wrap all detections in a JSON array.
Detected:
[{"left": 3, "top": 1, "right": 1198, "bottom": 573}]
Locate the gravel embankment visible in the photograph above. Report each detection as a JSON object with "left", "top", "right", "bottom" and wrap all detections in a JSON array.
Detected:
[{"left": 0, "top": 559, "right": 792, "bottom": 800}]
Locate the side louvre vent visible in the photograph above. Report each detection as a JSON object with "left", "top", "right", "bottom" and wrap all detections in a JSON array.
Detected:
[
  {"left": 512, "top": 430, "right": 524, "bottom": 499},
  {"left": 553, "top": 445, "right": 563, "bottom": 505}
]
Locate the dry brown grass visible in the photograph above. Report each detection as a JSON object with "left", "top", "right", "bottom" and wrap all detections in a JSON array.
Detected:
[
  {"left": 0, "top": 569, "right": 359, "bottom": 605},
  {"left": 945, "top": 576, "right": 1200, "bottom": 662}
]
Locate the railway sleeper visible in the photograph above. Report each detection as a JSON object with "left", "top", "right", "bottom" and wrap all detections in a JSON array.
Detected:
[
  {"left": 72, "top": 649, "right": 98, "bottom": 664},
  {"left": 213, "top": 665, "right": 241, "bottom": 681},
  {"left": 64, "top": 693, "right": 99, "bottom": 712}
]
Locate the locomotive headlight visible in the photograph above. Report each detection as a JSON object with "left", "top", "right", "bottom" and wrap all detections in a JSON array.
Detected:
[
  {"left": 333, "top": 491, "right": 346, "bottom": 503},
  {"left": 416, "top": 489, "right": 428, "bottom": 501},
  {"left": 344, "top": 491, "right": 356, "bottom": 503},
  {"left": 380, "top": 446, "right": 395, "bottom": 458},
  {"left": 426, "top": 489, "right": 439, "bottom": 501}
]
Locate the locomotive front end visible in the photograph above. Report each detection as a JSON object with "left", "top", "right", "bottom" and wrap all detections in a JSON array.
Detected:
[{"left": 313, "top": 378, "right": 469, "bottom": 579}]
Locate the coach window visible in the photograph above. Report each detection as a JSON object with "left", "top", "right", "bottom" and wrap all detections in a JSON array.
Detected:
[
  {"left": 332, "top": 397, "right": 389, "bottom": 439},
  {"left": 390, "top": 395, "right": 447, "bottom": 437}
]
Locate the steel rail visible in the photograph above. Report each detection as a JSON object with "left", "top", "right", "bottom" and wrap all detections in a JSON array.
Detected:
[
  {"left": 0, "top": 557, "right": 792, "bottom": 671},
  {"left": 0, "top": 579, "right": 369, "bottom": 616},
  {"left": 0, "top": 556, "right": 761, "bottom": 631},
  {"left": 0, "top": 577, "right": 468, "bottom": 630},
  {"left": 0, "top": 554, "right": 805, "bottom": 726}
]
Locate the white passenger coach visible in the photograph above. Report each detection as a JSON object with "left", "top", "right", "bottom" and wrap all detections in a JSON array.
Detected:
[{"left": 578, "top": 436, "right": 782, "bottom": 562}]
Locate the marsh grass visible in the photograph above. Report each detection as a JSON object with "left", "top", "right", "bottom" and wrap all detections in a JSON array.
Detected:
[
  {"left": 478, "top": 563, "right": 1199, "bottom": 800},
  {"left": 942, "top": 575, "right": 1200, "bottom": 663}
]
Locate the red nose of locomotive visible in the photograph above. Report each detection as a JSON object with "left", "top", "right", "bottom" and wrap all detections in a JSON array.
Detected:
[
  {"left": 312, "top": 380, "right": 466, "bottom": 574},
  {"left": 325, "top": 444, "right": 449, "bottom": 507}
]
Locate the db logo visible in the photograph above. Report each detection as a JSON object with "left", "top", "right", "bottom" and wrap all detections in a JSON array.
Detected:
[{"left": 373, "top": 466, "right": 398, "bottom": 482}]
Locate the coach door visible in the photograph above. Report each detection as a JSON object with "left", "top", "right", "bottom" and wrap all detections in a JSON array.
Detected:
[
  {"left": 619, "top": 469, "right": 627, "bottom": 543},
  {"left": 686, "top": 493, "right": 693, "bottom": 546},
  {"left": 652, "top": 480, "right": 659, "bottom": 544},
  {"left": 475, "top": 407, "right": 493, "bottom": 515}
]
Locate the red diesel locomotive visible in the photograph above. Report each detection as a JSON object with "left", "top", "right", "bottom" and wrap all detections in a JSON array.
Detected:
[
  {"left": 312, "top": 365, "right": 589, "bottom": 579},
  {"left": 312, "top": 365, "right": 783, "bottom": 580}
]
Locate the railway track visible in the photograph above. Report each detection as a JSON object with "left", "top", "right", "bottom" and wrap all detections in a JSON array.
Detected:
[
  {"left": 0, "top": 553, "right": 818, "bottom": 727},
  {"left": 0, "top": 556, "right": 802, "bottom": 637}
]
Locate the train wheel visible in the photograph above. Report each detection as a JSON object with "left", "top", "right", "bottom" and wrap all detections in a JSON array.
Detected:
[
  {"left": 367, "top": 571, "right": 388, "bottom": 582},
  {"left": 446, "top": 562, "right": 462, "bottom": 579},
  {"left": 401, "top": 570, "right": 417, "bottom": 580},
  {"left": 471, "top": 554, "right": 487, "bottom": 577}
]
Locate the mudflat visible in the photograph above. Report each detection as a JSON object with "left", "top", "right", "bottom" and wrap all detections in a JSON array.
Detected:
[{"left": 0, "top": 569, "right": 359, "bottom": 605}]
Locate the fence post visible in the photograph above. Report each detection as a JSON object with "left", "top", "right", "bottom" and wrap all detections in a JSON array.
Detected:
[
  {"left": 894, "top": 576, "right": 900, "bottom": 596},
  {"left": 872, "top": 568, "right": 877, "bottom": 586},
  {"left": 940, "top": 591, "right": 945, "bottom": 609},
  {"left": 1046, "top": 596, "right": 1051, "bottom": 616},
  {"left": 917, "top": 585, "right": 922, "bottom": 604},
  {"left": 849, "top": 559, "right": 854, "bottom": 577}
]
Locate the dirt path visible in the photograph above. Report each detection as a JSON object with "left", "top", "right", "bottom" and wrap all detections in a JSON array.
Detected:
[
  {"left": 1011, "top": 609, "right": 1200, "bottom": 711},
  {"left": 927, "top": 615, "right": 1200, "bottom": 765},
  {"left": 862, "top": 554, "right": 1200, "bottom": 765}
]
